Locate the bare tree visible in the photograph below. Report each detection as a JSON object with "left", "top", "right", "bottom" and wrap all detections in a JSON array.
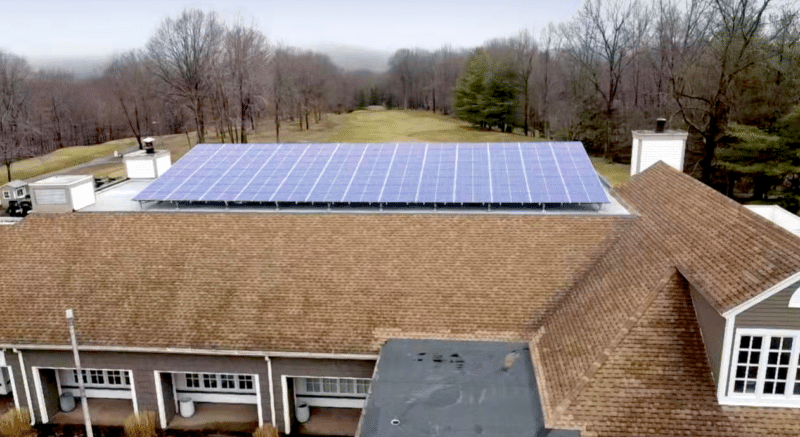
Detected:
[
  {"left": 224, "top": 22, "right": 270, "bottom": 143},
  {"left": 563, "top": 0, "right": 650, "bottom": 157},
  {"left": 0, "top": 51, "right": 31, "bottom": 182},
  {"left": 668, "top": 0, "right": 775, "bottom": 181},
  {"left": 511, "top": 30, "right": 537, "bottom": 136},
  {"left": 105, "top": 50, "right": 156, "bottom": 148},
  {"left": 147, "top": 8, "right": 224, "bottom": 144}
]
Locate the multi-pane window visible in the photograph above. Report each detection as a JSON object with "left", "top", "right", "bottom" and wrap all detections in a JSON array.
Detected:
[
  {"left": 323, "top": 378, "right": 338, "bottom": 393},
  {"left": 182, "top": 373, "right": 255, "bottom": 392},
  {"left": 89, "top": 370, "right": 105, "bottom": 384},
  {"left": 107, "top": 370, "right": 123, "bottom": 386},
  {"left": 731, "top": 331, "right": 800, "bottom": 400},
  {"left": 306, "top": 378, "right": 321, "bottom": 392},
  {"left": 203, "top": 374, "right": 217, "bottom": 389},
  {"left": 356, "top": 379, "right": 370, "bottom": 394},
  {"left": 186, "top": 373, "right": 200, "bottom": 388},
  {"left": 220, "top": 374, "right": 236, "bottom": 389},
  {"left": 238, "top": 375, "right": 253, "bottom": 390},
  {"left": 733, "top": 335, "right": 762, "bottom": 394},
  {"left": 69, "top": 369, "right": 129, "bottom": 388},
  {"left": 339, "top": 379, "right": 355, "bottom": 393},
  {"left": 73, "top": 370, "right": 87, "bottom": 384},
  {"left": 298, "top": 378, "right": 371, "bottom": 397},
  {"left": 763, "top": 337, "right": 793, "bottom": 395}
]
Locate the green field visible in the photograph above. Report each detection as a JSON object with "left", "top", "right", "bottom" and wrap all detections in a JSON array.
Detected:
[{"left": 1, "top": 110, "right": 631, "bottom": 186}]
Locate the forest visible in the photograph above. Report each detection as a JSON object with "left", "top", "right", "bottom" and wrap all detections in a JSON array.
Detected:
[{"left": 0, "top": 0, "right": 798, "bottom": 211}]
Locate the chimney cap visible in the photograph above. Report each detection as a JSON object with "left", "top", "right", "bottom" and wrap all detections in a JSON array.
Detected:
[{"left": 655, "top": 118, "right": 667, "bottom": 133}]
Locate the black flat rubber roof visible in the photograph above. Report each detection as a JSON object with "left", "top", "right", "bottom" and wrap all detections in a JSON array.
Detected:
[{"left": 359, "top": 339, "right": 581, "bottom": 437}]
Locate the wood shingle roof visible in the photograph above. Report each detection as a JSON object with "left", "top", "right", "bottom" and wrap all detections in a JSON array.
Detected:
[
  {"left": 534, "top": 162, "right": 800, "bottom": 432},
  {"left": 0, "top": 213, "right": 626, "bottom": 353}
]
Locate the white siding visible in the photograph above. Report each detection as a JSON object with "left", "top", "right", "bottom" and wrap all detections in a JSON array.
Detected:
[
  {"left": 125, "top": 159, "right": 156, "bottom": 179},
  {"left": 156, "top": 155, "right": 171, "bottom": 177},
  {"left": 637, "top": 139, "right": 685, "bottom": 174},
  {"left": 69, "top": 181, "right": 95, "bottom": 210}
]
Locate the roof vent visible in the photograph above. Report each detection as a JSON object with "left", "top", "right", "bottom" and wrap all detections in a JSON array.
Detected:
[
  {"left": 143, "top": 137, "right": 156, "bottom": 154},
  {"left": 655, "top": 118, "right": 666, "bottom": 133}
]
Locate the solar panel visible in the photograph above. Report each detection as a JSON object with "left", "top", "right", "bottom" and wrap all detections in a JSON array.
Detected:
[{"left": 134, "top": 142, "right": 610, "bottom": 204}]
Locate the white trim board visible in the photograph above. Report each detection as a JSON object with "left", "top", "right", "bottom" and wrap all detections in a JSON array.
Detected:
[
  {"left": 154, "top": 371, "right": 167, "bottom": 429},
  {"left": 718, "top": 314, "right": 736, "bottom": 402},
  {"left": 32, "top": 367, "right": 47, "bottom": 423},
  {"left": 266, "top": 356, "right": 277, "bottom": 427},
  {"left": 281, "top": 375, "right": 290, "bottom": 433},
  {"left": 255, "top": 374, "right": 263, "bottom": 426}
]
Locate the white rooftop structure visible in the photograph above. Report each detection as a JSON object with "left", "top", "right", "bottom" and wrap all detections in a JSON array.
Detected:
[{"left": 745, "top": 204, "right": 800, "bottom": 237}]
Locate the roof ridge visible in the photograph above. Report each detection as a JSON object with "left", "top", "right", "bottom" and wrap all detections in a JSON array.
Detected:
[{"left": 540, "top": 269, "right": 681, "bottom": 425}]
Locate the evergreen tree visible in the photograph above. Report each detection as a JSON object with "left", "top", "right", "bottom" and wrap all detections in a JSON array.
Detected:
[
  {"left": 716, "top": 122, "right": 800, "bottom": 205},
  {"left": 482, "top": 61, "right": 518, "bottom": 132},
  {"left": 454, "top": 50, "right": 489, "bottom": 127}
]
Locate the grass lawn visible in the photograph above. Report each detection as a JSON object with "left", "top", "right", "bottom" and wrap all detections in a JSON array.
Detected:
[
  {"left": 1, "top": 110, "right": 629, "bottom": 186},
  {"left": 326, "top": 110, "right": 529, "bottom": 143},
  {"left": 590, "top": 158, "right": 630, "bottom": 186}
]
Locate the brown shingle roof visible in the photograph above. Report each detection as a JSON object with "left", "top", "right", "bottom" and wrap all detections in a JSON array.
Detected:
[
  {"left": 534, "top": 162, "right": 800, "bottom": 426},
  {"left": 553, "top": 271, "right": 800, "bottom": 437},
  {"left": 0, "top": 213, "right": 626, "bottom": 354}
]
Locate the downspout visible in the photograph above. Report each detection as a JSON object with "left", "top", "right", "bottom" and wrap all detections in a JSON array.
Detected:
[{"left": 13, "top": 349, "right": 35, "bottom": 425}]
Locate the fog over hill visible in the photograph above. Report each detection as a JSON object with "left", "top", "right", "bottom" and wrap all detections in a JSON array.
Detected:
[
  {"left": 29, "top": 55, "right": 111, "bottom": 79},
  {"left": 28, "top": 44, "right": 390, "bottom": 78},
  {"left": 310, "top": 43, "right": 390, "bottom": 72}
]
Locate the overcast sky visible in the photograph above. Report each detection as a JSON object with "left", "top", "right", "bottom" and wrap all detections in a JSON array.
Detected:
[{"left": 1, "top": 0, "right": 581, "bottom": 60}]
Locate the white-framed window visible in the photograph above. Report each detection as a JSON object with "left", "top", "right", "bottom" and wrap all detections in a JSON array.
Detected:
[
  {"left": 356, "top": 379, "right": 370, "bottom": 394},
  {"left": 2, "top": 191, "right": 9, "bottom": 199},
  {"left": 69, "top": 369, "right": 131, "bottom": 389},
  {"left": 186, "top": 373, "right": 200, "bottom": 388},
  {"left": 296, "top": 377, "right": 371, "bottom": 397},
  {"left": 179, "top": 372, "right": 256, "bottom": 393},
  {"left": 220, "top": 374, "right": 236, "bottom": 389},
  {"left": 238, "top": 375, "right": 253, "bottom": 390},
  {"left": 729, "top": 329, "right": 800, "bottom": 401},
  {"left": 15, "top": 188, "right": 23, "bottom": 197},
  {"left": 203, "top": 374, "right": 217, "bottom": 389}
]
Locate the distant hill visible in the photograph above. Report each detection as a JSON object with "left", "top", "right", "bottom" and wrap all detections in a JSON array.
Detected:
[
  {"left": 311, "top": 43, "right": 390, "bottom": 73},
  {"left": 29, "top": 55, "right": 111, "bottom": 79}
]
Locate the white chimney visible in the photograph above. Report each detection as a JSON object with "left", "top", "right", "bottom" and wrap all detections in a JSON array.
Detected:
[
  {"left": 123, "top": 138, "right": 171, "bottom": 179},
  {"left": 631, "top": 119, "right": 688, "bottom": 175}
]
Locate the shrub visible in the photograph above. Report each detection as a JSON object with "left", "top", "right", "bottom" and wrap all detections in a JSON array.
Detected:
[
  {"left": 123, "top": 412, "right": 156, "bottom": 437},
  {"left": 0, "top": 409, "right": 35, "bottom": 437},
  {"left": 253, "top": 424, "right": 279, "bottom": 437}
]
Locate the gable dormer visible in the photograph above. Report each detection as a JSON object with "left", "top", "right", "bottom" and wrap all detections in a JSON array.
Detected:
[{"left": 693, "top": 273, "right": 800, "bottom": 408}]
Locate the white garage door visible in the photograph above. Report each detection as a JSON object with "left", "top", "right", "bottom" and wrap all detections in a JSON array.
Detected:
[{"left": 35, "top": 189, "right": 67, "bottom": 205}]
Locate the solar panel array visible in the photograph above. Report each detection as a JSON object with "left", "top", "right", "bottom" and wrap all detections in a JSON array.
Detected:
[{"left": 134, "top": 142, "right": 609, "bottom": 204}]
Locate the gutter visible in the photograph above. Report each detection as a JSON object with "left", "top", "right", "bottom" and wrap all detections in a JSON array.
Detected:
[{"left": 0, "top": 344, "right": 378, "bottom": 360}]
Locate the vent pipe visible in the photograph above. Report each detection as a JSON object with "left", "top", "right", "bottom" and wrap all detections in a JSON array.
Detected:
[
  {"left": 655, "top": 118, "right": 666, "bottom": 133},
  {"left": 143, "top": 137, "right": 155, "bottom": 154}
]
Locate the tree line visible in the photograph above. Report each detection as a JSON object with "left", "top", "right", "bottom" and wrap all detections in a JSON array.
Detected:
[{"left": 1, "top": 1, "right": 798, "bottom": 210}]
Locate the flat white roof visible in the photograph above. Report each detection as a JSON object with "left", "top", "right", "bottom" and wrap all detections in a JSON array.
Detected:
[
  {"left": 31, "top": 175, "right": 93, "bottom": 186},
  {"left": 79, "top": 179, "right": 632, "bottom": 216}
]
